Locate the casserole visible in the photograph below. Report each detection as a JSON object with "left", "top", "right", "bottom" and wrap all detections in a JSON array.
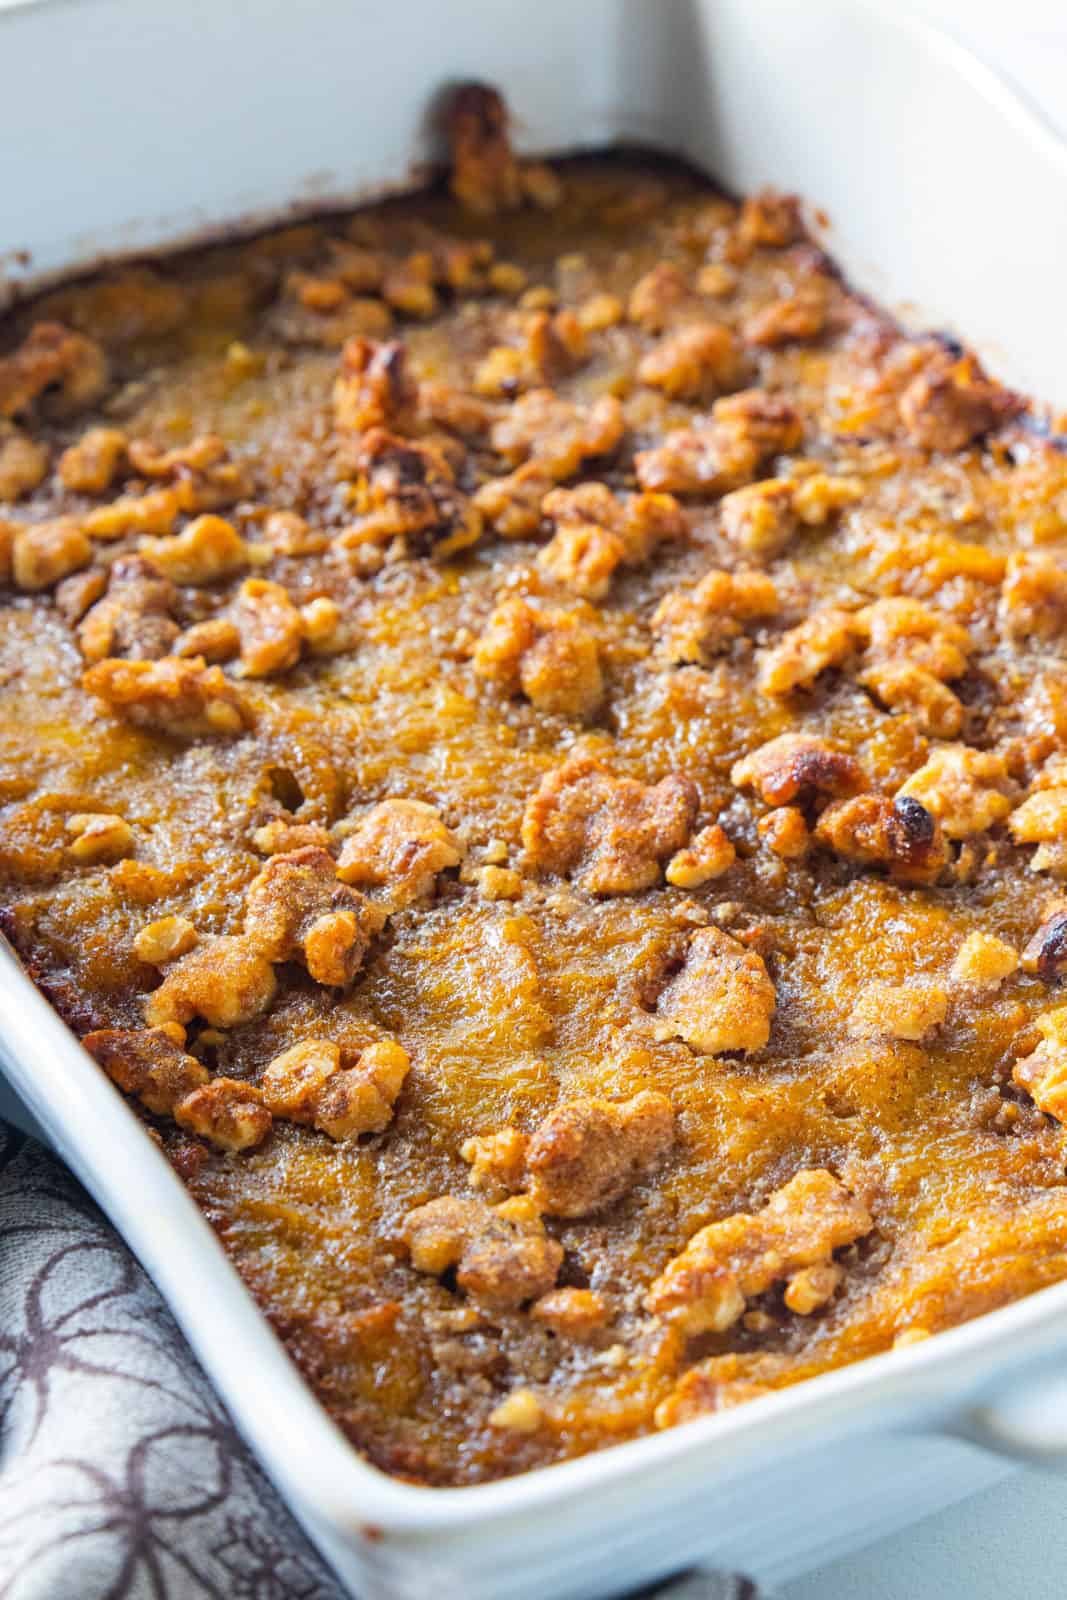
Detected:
[{"left": 5, "top": 0, "right": 1067, "bottom": 1594}]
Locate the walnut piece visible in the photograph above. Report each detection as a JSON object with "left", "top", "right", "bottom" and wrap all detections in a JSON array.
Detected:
[
  {"left": 654, "top": 1352, "right": 784, "bottom": 1429},
  {"left": 999, "top": 551, "right": 1067, "bottom": 643},
  {"left": 78, "top": 555, "right": 179, "bottom": 663},
  {"left": 58, "top": 427, "right": 128, "bottom": 494},
  {"left": 472, "top": 596, "right": 603, "bottom": 717},
  {"left": 472, "top": 463, "right": 553, "bottom": 539},
  {"left": 731, "top": 732, "right": 866, "bottom": 808},
  {"left": 1013, "top": 1008, "right": 1067, "bottom": 1122},
  {"left": 757, "top": 607, "right": 862, "bottom": 695},
  {"left": 653, "top": 568, "right": 777, "bottom": 666},
  {"left": 666, "top": 824, "right": 736, "bottom": 886},
  {"left": 334, "top": 428, "right": 481, "bottom": 561},
  {"left": 83, "top": 655, "right": 254, "bottom": 739},
  {"left": 144, "top": 936, "right": 277, "bottom": 1029},
  {"left": 848, "top": 981, "right": 948, "bottom": 1041},
  {"left": 403, "top": 1193, "right": 562, "bottom": 1311},
  {"left": 898, "top": 348, "right": 1021, "bottom": 452},
  {"left": 635, "top": 390, "right": 801, "bottom": 497},
  {"left": 538, "top": 482, "right": 686, "bottom": 598},
  {"left": 637, "top": 323, "right": 748, "bottom": 402},
  {"left": 950, "top": 931, "right": 1019, "bottom": 989},
  {"left": 141, "top": 514, "right": 259, "bottom": 585},
  {"left": 896, "top": 745, "right": 1013, "bottom": 839},
  {"left": 1021, "top": 909, "right": 1067, "bottom": 984},
  {"left": 531, "top": 1287, "right": 609, "bottom": 1341},
  {"left": 653, "top": 925, "right": 776, "bottom": 1055},
  {"left": 12, "top": 517, "right": 92, "bottom": 591},
  {"left": 0, "top": 425, "right": 49, "bottom": 502},
  {"left": 524, "top": 1090, "right": 675, "bottom": 1217},
  {"left": 0, "top": 321, "right": 108, "bottom": 420},
  {"left": 262, "top": 1037, "right": 409, "bottom": 1140},
  {"left": 66, "top": 811, "right": 135, "bottom": 864},
  {"left": 490, "top": 390, "right": 624, "bottom": 480},
  {"left": 134, "top": 915, "right": 199, "bottom": 966},
  {"left": 332, "top": 336, "right": 418, "bottom": 433},
  {"left": 336, "top": 798, "right": 462, "bottom": 906},
  {"left": 84, "top": 1023, "right": 208, "bottom": 1116},
  {"left": 244, "top": 845, "right": 376, "bottom": 987},
  {"left": 232, "top": 578, "right": 305, "bottom": 677},
  {"left": 174, "top": 1078, "right": 273, "bottom": 1152},
  {"left": 814, "top": 793, "right": 948, "bottom": 883}
]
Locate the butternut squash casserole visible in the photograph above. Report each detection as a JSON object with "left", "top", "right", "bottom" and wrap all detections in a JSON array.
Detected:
[{"left": 4, "top": 86, "right": 1067, "bottom": 1484}]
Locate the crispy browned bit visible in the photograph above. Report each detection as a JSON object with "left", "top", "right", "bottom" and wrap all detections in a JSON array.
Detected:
[
  {"left": 1013, "top": 1008, "right": 1067, "bottom": 1122},
  {"left": 334, "top": 428, "right": 482, "bottom": 560},
  {"left": 653, "top": 568, "right": 778, "bottom": 666},
  {"left": 490, "top": 389, "right": 625, "bottom": 479},
  {"left": 732, "top": 732, "right": 867, "bottom": 809},
  {"left": 473, "top": 596, "right": 603, "bottom": 718},
  {"left": 1021, "top": 910, "right": 1067, "bottom": 984},
  {"left": 521, "top": 753, "right": 697, "bottom": 894},
  {"left": 244, "top": 845, "right": 377, "bottom": 987},
  {"left": 645, "top": 1169, "right": 871, "bottom": 1333},
  {"left": 82, "top": 655, "right": 254, "bottom": 739},
  {"left": 896, "top": 745, "right": 1013, "bottom": 839},
  {"left": 174, "top": 1078, "right": 273, "bottom": 1152},
  {"left": 404, "top": 1192, "right": 563, "bottom": 1311},
  {"left": 58, "top": 427, "right": 128, "bottom": 494},
  {"left": 84, "top": 1023, "right": 208, "bottom": 1116},
  {"left": 261, "top": 1036, "right": 409, "bottom": 1139},
  {"left": 332, "top": 337, "right": 418, "bottom": 433},
  {"left": 78, "top": 556, "right": 179, "bottom": 663},
  {"left": 144, "top": 935, "right": 277, "bottom": 1029},
  {"left": 653, "top": 925, "right": 776, "bottom": 1055},
  {"left": 448, "top": 84, "right": 523, "bottom": 214},
  {"left": 475, "top": 309, "right": 588, "bottom": 397},
  {"left": 757, "top": 805, "right": 811, "bottom": 860},
  {"left": 898, "top": 348, "right": 1022, "bottom": 452},
  {"left": 336, "top": 798, "right": 462, "bottom": 905},
  {"left": 635, "top": 389, "right": 801, "bottom": 496},
  {"left": 525, "top": 1091, "right": 675, "bottom": 1216},
  {"left": 814, "top": 793, "right": 948, "bottom": 883},
  {"left": 0, "top": 321, "right": 108, "bottom": 420},
  {"left": 0, "top": 425, "right": 49, "bottom": 502}
]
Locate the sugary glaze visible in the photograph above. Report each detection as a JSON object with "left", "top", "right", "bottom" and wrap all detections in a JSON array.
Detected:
[{"left": 4, "top": 89, "right": 1067, "bottom": 1484}]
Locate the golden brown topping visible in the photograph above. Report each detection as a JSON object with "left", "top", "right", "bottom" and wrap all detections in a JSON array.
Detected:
[
  {"left": 144, "top": 936, "right": 277, "bottom": 1029},
  {"left": 654, "top": 1353, "right": 782, "bottom": 1429},
  {"left": 999, "top": 551, "right": 1067, "bottom": 642},
  {"left": 950, "top": 931, "right": 1019, "bottom": 989},
  {"left": 84, "top": 487, "right": 182, "bottom": 541},
  {"left": 0, "top": 425, "right": 49, "bottom": 502},
  {"left": 262, "top": 1036, "right": 410, "bottom": 1140},
  {"left": 898, "top": 348, "right": 1021, "bottom": 452},
  {"left": 336, "top": 798, "right": 462, "bottom": 905},
  {"left": 576, "top": 292, "right": 623, "bottom": 332},
  {"left": 737, "top": 190, "right": 803, "bottom": 250},
  {"left": 134, "top": 914, "right": 199, "bottom": 966},
  {"left": 174, "top": 1078, "right": 273, "bottom": 1152},
  {"left": 403, "top": 1193, "right": 563, "bottom": 1310},
  {"left": 448, "top": 83, "right": 523, "bottom": 214},
  {"left": 472, "top": 596, "right": 603, "bottom": 717},
  {"left": 461, "top": 1126, "right": 529, "bottom": 1200},
  {"left": 418, "top": 379, "right": 497, "bottom": 439},
  {"left": 244, "top": 846, "right": 376, "bottom": 986},
  {"left": 472, "top": 463, "right": 553, "bottom": 539},
  {"left": 637, "top": 323, "right": 747, "bottom": 401},
  {"left": 782, "top": 1260, "right": 845, "bottom": 1314},
  {"left": 82, "top": 655, "right": 253, "bottom": 739},
  {"left": 232, "top": 578, "right": 305, "bottom": 677},
  {"left": 54, "top": 567, "right": 106, "bottom": 625},
  {"left": 758, "top": 805, "right": 811, "bottom": 859},
  {"left": 521, "top": 753, "right": 697, "bottom": 894},
  {"left": 491, "top": 390, "right": 625, "bottom": 480},
  {"left": 173, "top": 617, "right": 240, "bottom": 664},
  {"left": 848, "top": 980, "right": 949, "bottom": 1041},
  {"left": 488, "top": 1389, "right": 544, "bottom": 1433},
  {"left": 665, "top": 824, "right": 736, "bottom": 886},
  {"left": 0, "top": 321, "right": 108, "bottom": 420},
  {"left": 860, "top": 661, "right": 965, "bottom": 739},
  {"left": 530, "top": 1287, "right": 609, "bottom": 1341},
  {"left": 83, "top": 1024, "right": 208, "bottom": 1117},
  {"left": 1013, "top": 1008, "right": 1067, "bottom": 1122},
  {"left": 57, "top": 427, "right": 128, "bottom": 494},
  {"left": 538, "top": 482, "right": 685, "bottom": 598},
  {"left": 125, "top": 434, "right": 248, "bottom": 509},
  {"left": 1021, "top": 910, "right": 1067, "bottom": 984},
  {"left": 744, "top": 287, "right": 827, "bottom": 347},
  {"left": 332, "top": 336, "right": 418, "bottom": 433},
  {"left": 628, "top": 263, "right": 691, "bottom": 331},
  {"left": 896, "top": 745, "right": 1013, "bottom": 839},
  {"left": 757, "top": 607, "right": 862, "bottom": 696},
  {"left": 383, "top": 252, "right": 438, "bottom": 320},
  {"left": 653, "top": 925, "right": 776, "bottom": 1055},
  {"left": 858, "top": 595, "right": 971, "bottom": 679},
  {"left": 78, "top": 556, "right": 179, "bottom": 663},
  {"left": 336, "top": 428, "right": 482, "bottom": 561},
  {"left": 525, "top": 1090, "right": 675, "bottom": 1217},
  {"left": 652, "top": 568, "right": 778, "bottom": 666},
  {"left": 646, "top": 1168, "right": 870, "bottom": 1334},
  {"left": 12, "top": 516, "right": 92, "bottom": 591},
  {"left": 814, "top": 792, "right": 948, "bottom": 883},
  {"left": 732, "top": 732, "right": 867, "bottom": 808},
  {"left": 66, "top": 811, "right": 135, "bottom": 865},
  {"left": 635, "top": 389, "right": 801, "bottom": 497},
  {"left": 141, "top": 514, "right": 260, "bottom": 586},
  {"left": 718, "top": 478, "right": 796, "bottom": 557},
  {"left": 1010, "top": 786, "right": 1067, "bottom": 879},
  {"left": 474, "top": 309, "right": 588, "bottom": 397},
  {"left": 251, "top": 818, "right": 332, "bottom": 856}
]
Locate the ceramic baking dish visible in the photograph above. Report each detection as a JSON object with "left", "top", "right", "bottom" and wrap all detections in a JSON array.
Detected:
[{"left": 5, "top": 1, "right": 1067, "bottom": 1595}]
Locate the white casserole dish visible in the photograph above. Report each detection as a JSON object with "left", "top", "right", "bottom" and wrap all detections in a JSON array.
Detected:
[{"left": 4, "top": 1, "right": 1067, "bottom": 1594}]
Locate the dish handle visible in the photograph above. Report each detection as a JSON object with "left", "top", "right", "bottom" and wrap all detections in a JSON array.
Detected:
[{"left": 955, "top": 1363, "right": 1067, "bottom": 1469}]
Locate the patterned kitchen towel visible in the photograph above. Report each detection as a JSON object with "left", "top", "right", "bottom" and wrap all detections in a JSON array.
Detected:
[{"left": 0, "top": 1122, "right": 756, "bottom": 1600}]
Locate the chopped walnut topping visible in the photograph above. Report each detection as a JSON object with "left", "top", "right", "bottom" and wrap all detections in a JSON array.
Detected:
[
  {"left": 856, "top": 597, "right": 972, "bottom": 732},
  {"left": 783, "top": 1260, "right": 845, "bottom": 1314},
  {"left": 232, "top": 578, "right": 305, "bottom": 677},
  {"left": 653, "top": 925, "right": 776, "bottom": 1055},
  {"left": 654, "top": 1353, "right": 783, "bottom": 1428},
  {"left": 55, "top": 567, "right": 106, "bottom": 625},
  {"left": 745, "top": 287, "right": 827, "bottom": 347},
  {"left": 403, "top": 1193, "right": 563, "bottom": 1311},
  {"left": 461, "top": 1126, "right": 529, "bottom": 1200},
  {"left": 490, "top": 390, "right": 625, "bottom": 479},
  {"left": 758, "top": 805, "right": 811, "bottom": 859},
  {"left": 531, "top": 1287, "right": 609, "bottom": 1341},
  {"left": 652, "top": 568, "right": 777, "bottom": 666},
  {"left": 383, "top": 252, "right": 438, "bottom": 320},
  {"left": 719, "top": 472, "right": 861, "bottom": 559},
  {"left": 737, "top": 190, "right": 803, "bottom": 250},
  {"left": 732, "top": 732, "right": 866, "bottom": 808},
  {"left": 628, "top": 263, "right": 691, "bottom": 332},
  {"left": 577, "top": 292, "right": 623, "bottom": 331},
  {"left": 126, "top": 434, "right": 248, "bottom": 510},
  {"left": 144, "top": 935, "right": 277, "bottom": 1029},
  {"left": 83, "top": 655, "right": 253, "bottom": 739},
  {"left": 524, "top": 1091, "right": 675, "bottom": 1217},
  {"left": 637, "top": 323, "right": 748, "bottom": 402},
  {"left": 12, "top": 516, "right": 92, "bottom": 591},
  {"left": 336, "top": 798, "right": 462, "bottom": 906},
  {"left": 84, "top": 1023, "right": 208, "bottom": 1116},
  {"left": 78, "top": 556, "right": 179, "bottom": 663},
  {"left": 1021, "top": 910, "right": 1067, "bottom": 984},
  {"left": 538, "top": 482, "right": 685, "bottom": 598},
  {"left": 999, "top": 551, "right": 1067, "bottom": 642},
  {"left": 251, "top": 818, "right": 332, "bottom": 856},
  {"left": 174, "top": 1078, "right": 273, "bottom": 1152},
  {"left": 635, "top": 389, "right": 802, "bottom": 498},
  {"left": 447, "top": 84, "right": 523, "bottom": 214},
  {"left": 244, "top": 846, "right": 376, "bottom": 986},
  {"left": 1013, "top": 1008, "right": 1067, "bottom": 1122},
  {"left": 666, "top": 824, "right": 736, "bottom": 886},
  {"left": 66, "top": 811, "right": 135, "bottom": 864},
  {"left": 814, "top": 793, "right": 948, "bottom": 883},
  {"left": 860, "top": 660, "right": 965, "bottom": 739},
  {"left": 419, "top": 379, "right": 497, "bottom": 439},
  {"left": 0, "top": 425, "right": 49, "bottom": 501},
  {"left": 84, "top": 487, "right": 183, "bottom": 541},
  {"left": 898, "top": 348, "right": 1021, "bottom": 452},
  {"left": 474, "top": 309, "right": 588, "bottom": 397},
  {"left": 848, "top": 980, "right": 948, "bottom": 1041},
  {"left": 758, "top": 607, "right": 862, "bottom": 696},
  {"left": 335, "top": 428, "right": 482, "bottom": 561},
  {"left": 134, "top": 914, "right": 199, "bottom": 966},
  {"left": 896, "top": 745, "right": 1013, "bottom": 839},
  {"left": 488, "top": 1389, "right": 544, "bottom": 1432},
  {"left": 332, "top": 337, "right": 418, "bottom": 433},
  {"left": 57, "top": 427, "right": 128, "bottom": 494},
  {"left": 173, "top": 617, "right": 240, "bottom": 664},
  {"left": 262, "top": 1037, "right": 409, "bottom": 1140},
  {"left": 141, "top": 514, "right": 259, "bottom": 585},
  {"left": 473, "top": 596, "right": 603, "bottom": 717},
  {"left": 0, "top": 321, "right": 108, "bottom": 420},
  {"left": 646, "top": 1168, "right": 871, "bottom": 1334},
  {"left": 521, "top": 753, "right": 697, "bottom": 894},
  {"left": 951, "top": 930, "right": 1019, "bottom": 988},
  {"left": 473, "top": 463, "right": 553, "bottom": 539},
  {"left": 1010, "top": 785, "right": 1067, "bottom": 878}
]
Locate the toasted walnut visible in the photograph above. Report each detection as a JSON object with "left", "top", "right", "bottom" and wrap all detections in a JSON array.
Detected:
[
  {"left": 898, "top": 348, "right": 1021, "bottom": 452},
  {"left": 134, "top": 914, "right": 199, "bottom": 966},
  {"left": 666, "top": 824, "right": 736, "bottom": 886},
  {"left": 635, "top": 390, "right": 802, "bottom": 497},
  {"left": 1013, "top": 1008, "right": 1067, "bottom": 1122},
  {"left": 654, "top": 1353, "right": 784, "bottom": 1429},
  {"left": 896, "top": 746, "right": 1013, "bottom": 839},
  {"left": 83, "top": 655, "right": 253, "bottom": 739},
  {"left": 174, "top": 1078, "right": 273, "bottom": 1152},
  {"left": 848, "top": 980, "right": 948, "bottom": 1041},
  {"left": 403, "top": 1193, "right": 562, "bottom": 1310},
  {"left": 332, "top": 336, "right": 418, "bottom": 433},
  {"left": 173, "top": 617, "right": 240, "bottom": 664},
  {"left": 737, "top": 190, "right": 803, "bottom": 250},
  {"left": 54, "top": 567, "right": 106, "bottom": 624},
  {"left": 1010, "top": 786, "right": 1067, "bottom": 878},
  {"left": 521, "top": 753, "right": 697, "bottom": 894},
  {"left": 637, "top": 323, "right": 747, "bottom": 401},
  {"left": 538, "top": 482, "right": 685, "bottom": 598},
  {"left": 473, "top": 463, "right": 552, "bottom": 539},
  {"left": 231, "top": 578, "right": 305, "bottom": 677},
  {"left": 419, "top": 379, "right": 497, "bottom": 439},
  {"left": 0, "top": 426, "right": 49, "bottom": 501},
  {"left": 758, "top": 607, "right": 862, "bottom": 696},
  {"left": 461, "top": 1127, "right": 529, "bottom": 1200},
  {"left": 57, "top": 427, "right": 128, "bottom": 494},
  {"left": 653, "top": 568, "right": 777, "bottom": 666},
  {"left": 646, "top": 1168, "right": 870, "bottom": 1334},
  {"left": 83, "top": 1024, "right": 208, "bottom": 1116},
  {"left": 251, "top": 818, "right": 332, "bottom": 856},
  {"left": 244, "top": 846, "right": 376, "bottom": 986},
  {"left": 262, "top": 510, "right": 327, "bottom": 557},
  {"left": 11, "top": 516, "right": 92, "bottom": 591},
  {"left": 473, "top": 596, "right": 603, "bottom": 717},
  {"left": 66, "top": 811, "right": 135, "bottom": 864},
  {"left": 1021, "top": 909, "right": 1067, "bottom": 984},
  {"left": 0, "top": 321, "right": 108, "bottom": 420},
  {"left": 654, "top": 925, "right": 776, "bottom": 1055},
  {"left": 758, "top": 806, "right": 811, "bottom": 859},
  {"left": 745, "top": 288, "right": 827, "bottom": 347},
  {"left": 860, "top": 660, "right": 964, "bottom": 739},
  {"left": 628, "top": 263, "right": 691, "bottom": 332},
  {"left": 77, "top": 555, "right": 179, "bottom": 663},
  {"left": 791, "top": 472, "right": 864, "bottom": 525},
  {"left": 382, "top": 252, "right": 438, "bottom": 320},
  {"left": 523, "top": 1091, "right": 675, "bottom": 1217},
  {"left": 814, "top": 792, "right": 948, "bottom": 883},
  {"left": 488, "top": 1389, "right": 544, "bottom": 1433},
  {"left": 719, "top": 479, "right": 797, "bottom": 557},
  {"left": 262, "top": 1037, "right": 409, "bottom": 1139},
  {"left": 336, "top": 798, "right": 462, "bottom": 905},
  {"left": 474, "top": 309, "right": 588, "bottom": 397},
  {"left": 577, "top": 292, "right": 623, "bottom": 331},
  {"left": 447, "top": 83, "right": 523, "bottom": 214},
  {"left": 126, "top": 434, "right": 248, "bottom": 510},
  {"left": 531, "top": 1287, "right": 609, "bottom": 1341},
  {"left": 858, "top": 595, "right": 971, "bottom": 679},
  {"left": 335, "top": 429, "right": 481, "bottom": 561},
  {"left": 145, "top": 936, "right": 277, "bottom": 1029},
  {"left": 490, "top": 390, "right": 625, "bottom": 479},
  {"left": 141, "top": 514, "right": 258, "bottom": 585},
  {"left": 999, "top": 551, "right": 1067, "bottom": 642},
  {"left": 732, "top": 732, "right": 866, "bottom": 808},
  {"left": 84, "top": 487, "right": 182, "bottom": 541},
  {"left": 951, "top": 931, "right": 1019, "bottom": 988}
]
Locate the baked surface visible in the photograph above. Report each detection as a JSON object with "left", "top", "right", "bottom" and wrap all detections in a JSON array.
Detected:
[{"left": 4, "top": 93, "right": 1067, "bottom": 1485}]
